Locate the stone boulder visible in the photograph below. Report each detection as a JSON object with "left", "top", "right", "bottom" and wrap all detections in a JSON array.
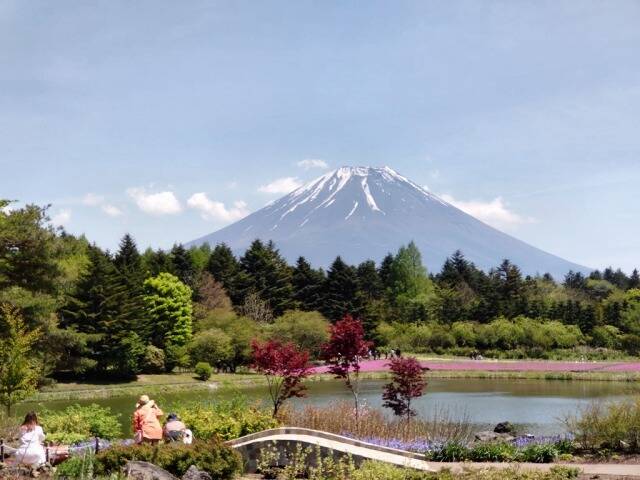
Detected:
[
  {"left": 494, "top": 422, "right": 515, "bottom": 434},
  {"left": 123, "top": 461, "right": 178, "bottom": 480},
  {"left": 474, "top": 431, "right": 515, "bottom": 443},
  {"left": 182, "top": 465, "right": 212, "bottom": 480}
]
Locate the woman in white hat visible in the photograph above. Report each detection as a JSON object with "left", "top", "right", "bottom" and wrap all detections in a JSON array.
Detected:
[{"left": 132, "top": 395, "right": 164, "bottom": 444}]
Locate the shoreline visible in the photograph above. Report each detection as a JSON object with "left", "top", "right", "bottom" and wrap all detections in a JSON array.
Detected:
[{"left": 29, "top": 362, "right": 640, "bottom": 403}]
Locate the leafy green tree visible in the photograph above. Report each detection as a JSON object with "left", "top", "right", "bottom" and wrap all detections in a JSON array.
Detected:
[
  {"left": 322, "top": 256, "right": 361, "bottom": 321},
  {"left": 0, "top": 201, "right": 61, "bottom": 293},
  {"left": 0, "top": 303, "right": 42, "bottom": 415},
  {"left": 387, "top": 242, "right": 434, "bottom": 322},
  {"left": 291, "top": 256, "right": 325, "bottom": 311},
  {"left": 270, "top": 310, "right": 330, "bottom": 359},
  {"left": 239, "top": 240, "right": 293, "bottom": 316},
  {"left": 143, "top": 272, "right": 193, "bottom": 355},
  {"left": 188, "top": 328, "right": 234, "bottom": 370}
]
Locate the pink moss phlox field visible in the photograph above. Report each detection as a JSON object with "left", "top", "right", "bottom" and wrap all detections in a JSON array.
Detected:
[{"left": 311, "top": 359, "right": 640, "bottom": 374}]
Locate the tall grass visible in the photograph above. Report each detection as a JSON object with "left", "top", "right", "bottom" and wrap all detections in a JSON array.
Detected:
[
  {"left": 564, "top": 397, "right": 640, "bottom": 451},
  {"left": 279, "top": 401, "right": 472, "bottom": 446}
]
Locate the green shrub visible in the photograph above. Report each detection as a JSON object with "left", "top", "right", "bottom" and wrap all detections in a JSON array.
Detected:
[
  {"left": 54, "top": 451, "right": 95, "bottom": 479},
  {"left": 426, "top": 441, "right": 469, "bottom": 461},
  {"left": 564, "top": 397, "right": 640, "bottom": 452},
  {"left": 468, "top": 442, "right": 517, "bottom": 462},
  {"left": 41, "top": 404, "right": 121, "bottom": 444},
  {"left": 518, "top": 443, "right": 558, "bottom": 463},
  {"left": 170, "top": 398, "right": 278, "bottom": 441},
  {"left": 194, "top": 361, "right": 213, "bottom": 380},
  {"left": 94, "top": 439, "right": 241, "bottom": 478}
]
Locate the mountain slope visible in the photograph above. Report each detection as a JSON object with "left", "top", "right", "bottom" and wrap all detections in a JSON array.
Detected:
[{"left": 188, "top": 166, "right": 590, "bottom": 277}]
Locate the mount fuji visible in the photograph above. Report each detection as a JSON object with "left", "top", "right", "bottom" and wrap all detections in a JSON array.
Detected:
[{"left": 188, "top": 166, "right": 590, "bottom": 277}]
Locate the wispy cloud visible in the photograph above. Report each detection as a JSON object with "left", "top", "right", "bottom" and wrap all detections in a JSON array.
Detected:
[
  {"left": 51, "top": 209, "right": 71, "bottom": 226},
  {"left": 82, "top": 193, "right": 104, "bottom": 206},
  {"left": 297, "top": 159, "right": 329, "bottom": 170},
  {"left": 440, "top": 194, "right": 534, "bottom": 230},
  {"left": 102, "top": 204, "right": 123, "bottom": 217},
  {"left": 127, "top": 188, "right": 182, "bottom": 215},
  {"left": 187, "top": 192, "right": 249, "bottom": 222},
  {"left": 258, "top": 177, "right": 303, "bottom": 194}
]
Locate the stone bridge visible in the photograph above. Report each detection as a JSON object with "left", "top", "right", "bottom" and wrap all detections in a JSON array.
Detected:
[{"left": 226, "top": 427, "right": 435, "bottom": 473}]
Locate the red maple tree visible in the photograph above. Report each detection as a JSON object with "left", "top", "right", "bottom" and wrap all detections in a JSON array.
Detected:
[
  {"left": 251, "top": 339, "right": 312, "bottom": 417},
  {"left": 321, "top": 315, "right": 372, "bottom": 423},
  {"left": 382, "top": 356, "right": 426, "bottom": 424}
]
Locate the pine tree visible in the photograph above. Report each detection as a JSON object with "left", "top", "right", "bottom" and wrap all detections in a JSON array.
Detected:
[
  {"left": 141, "top": 248, "right": 172, "bottom": 277},
  {"left": 356, "top": 260, "right": 383, "bottom": 301},
  {"left": 321, "top": 256, "right": 361, "bottom": 321},
  {"left": 170, "top": 243, "right": 196, "bottom": 288},
  {"left": 62, "top": 244, "right": 144, "bottom": 378},
  {"left": 378, "top": 253, "right": 395, "bottom": 292},
  {"left": 113, "top": 234, "right": 148, "bottom": 342},
  {"left": 292, "top": 256, "right": 326, "bottom": 311},
  {"left": 630, "top": 269, "right": 640, "bottom": 289},
  {"left": 206, "top": 243, "right": 243, "bottom": 304},
  {"left": 238, "top": 240, "right": 293, "bottom": 316}
]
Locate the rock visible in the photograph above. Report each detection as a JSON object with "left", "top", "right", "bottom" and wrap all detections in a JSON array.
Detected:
[
  {"left": 494, "top": 422, "right": 515, "bottom": 434},
  {"left": 123, "top": 461, "right": 178, "bottom": 480},
  {"left": 182, "top": 465, "right": 212, "bottom": 480},
  {"left": 474, "top": 431, "right": 515, "bottom": 443}
]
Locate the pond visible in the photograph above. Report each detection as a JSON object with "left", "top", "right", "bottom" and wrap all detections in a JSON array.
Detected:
[{"left": 19, "top": 378, "right": 639, "bottom": 437}]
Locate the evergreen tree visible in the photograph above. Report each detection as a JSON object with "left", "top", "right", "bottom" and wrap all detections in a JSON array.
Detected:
[
  {"left": 292, "top": 256, "right": 325, "bottom": 311},
  {"left": 321, "top": 256, "right": 361, "bottom": 321},
  {"left": 356, "top": 260, "right": 383, "bottom": 301},
  {"left": 141, "top": 248, "right": 172, "bottom": 277},
  {"left": 378, "top": 253, "right": 395, "bottom": 292},
  {"left": 206, "top": 243, "right": 243, "bottom": 304},
  {"left": 238, "top": 240, "right": 293, "bottom": 316},
  {"left": 113, "top": 234, "right": 148, "bottom": 341},
  {"left": 170, "top": 243, "right": 196, "bottom": 288},
  {"left": 491, "top": 259, "right": 527, "bottom": 318},
  {"left": 629, "top": 269, "right": 640, "bottom": 289},
  {"left": 564, "top": 270, "right": 587, "bottom": 290},
  {"left": 62, "top": 245, "right": 144, "bottom": 378}
]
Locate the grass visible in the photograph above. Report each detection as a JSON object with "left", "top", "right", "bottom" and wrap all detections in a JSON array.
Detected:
[{"left": 279, "top": 400, "right": 473, "bottom": 446}]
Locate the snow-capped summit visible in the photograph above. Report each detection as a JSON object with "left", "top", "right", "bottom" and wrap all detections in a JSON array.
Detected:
[{"left": 188, "top": 166, "right": 589, "bottom": 277}]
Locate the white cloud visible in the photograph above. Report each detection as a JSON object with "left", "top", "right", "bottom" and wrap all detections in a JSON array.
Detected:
[
  {"left": 297, "top": 159, "right": 329, "bottom": 170},
  {"left": 127, "top": 188, "right": 182, "bottom": 215},
  {"left": 51, "top": 209, "right": 71, "bottom": 226},
  {"left": 82, "top": 193, "right": 104, "bottom": 206},
  {"left": 258, "top": 177, "right": 303, "bottom": 194},
  {"left": 187, "top": 192, "right": 249, "bottom": 222},
  {"left": 440, "top": 194, "right": 534, "bottom": 230},
  {"left": 102, "top": 204, "right": 123, "bottom": 217}
]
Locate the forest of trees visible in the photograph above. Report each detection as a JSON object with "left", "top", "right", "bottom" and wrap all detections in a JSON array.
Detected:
[{"left": 2, "top": 200, "right": 640, "bottom": 382}]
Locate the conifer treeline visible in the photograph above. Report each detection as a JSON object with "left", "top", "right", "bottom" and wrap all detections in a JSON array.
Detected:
[{"left": 2, "top": 201, "right": 640, "bottom": 381}]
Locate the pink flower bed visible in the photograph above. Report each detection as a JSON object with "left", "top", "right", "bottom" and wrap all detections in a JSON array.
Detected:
[{"left": 311, "top": 359, "right": 640, "bottom": 374}]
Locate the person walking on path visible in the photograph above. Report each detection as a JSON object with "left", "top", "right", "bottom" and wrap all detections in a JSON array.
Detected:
[
  {"left": 14, "top": 411, "right": 47, "bottom": 468},
  {"left": 132, "top": 395, "right": 164, "bottom": 444}
]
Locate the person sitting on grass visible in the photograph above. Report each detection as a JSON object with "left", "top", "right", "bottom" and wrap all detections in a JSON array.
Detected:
[
  {"left": 14, "top": 411, "right": 47, "bottom": 470},
  {"left": 132, "top": 395, "right": 164, "bottom": 444}
]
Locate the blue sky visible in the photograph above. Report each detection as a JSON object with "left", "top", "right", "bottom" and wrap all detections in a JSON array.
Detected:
[{"left": 1, "top": 1, "right": 639, "bottom": 271}]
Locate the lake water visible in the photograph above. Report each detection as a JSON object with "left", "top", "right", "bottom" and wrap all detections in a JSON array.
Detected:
[{"left": 20, "top": 378, "right": 640, "bottom": 436}]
